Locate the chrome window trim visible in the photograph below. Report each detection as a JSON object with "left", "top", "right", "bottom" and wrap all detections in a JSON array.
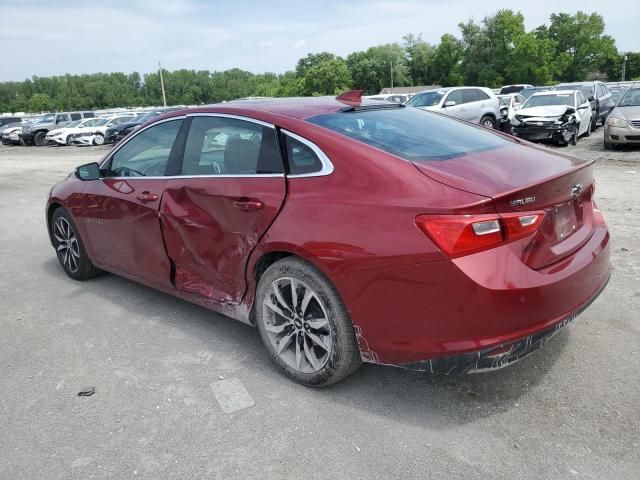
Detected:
[
  {"left": 99, "top": 113, "right": 285, "bottom": 180},
  {"left": 281, "top": 129, "right": 334, "bottom": 178},
  {"left": 99, "top": 116, "right": 186, "bottom": 169},
  {"left": 186, "top": 112, "right": 275, "bottom": 129},
  {"left": 100, "top": 174, "right": 285, "bottom": 181}
]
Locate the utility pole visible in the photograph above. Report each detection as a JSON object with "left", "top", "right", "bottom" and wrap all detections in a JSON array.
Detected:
[
  {"left": 158, "top": 61, "right": 167, "bottom": 107},
  {"left": 622, "top": 54, "right": 628, "bottom": 82},
  {"left": 390, "top": 62, "right": 394, "bottom": 92}
]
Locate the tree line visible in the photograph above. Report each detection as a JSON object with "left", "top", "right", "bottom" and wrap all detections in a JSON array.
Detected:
[{"left": 1, "top": 10, "right": 638, "bottom": 114}]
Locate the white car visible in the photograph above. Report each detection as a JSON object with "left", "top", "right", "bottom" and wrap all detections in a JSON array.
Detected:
[
  {"left": 47, "top": 116, "right": 133, "bottom": 146},
  {"left": 512, "top": 90, "right": 593, "bottom": 145},
  {"left": 365, "top": 94, "right": 409, "bottom": 104},
  {"left": 405, "top": 87, "right": 501, "bottom": 128},
  {"left": 497, "top": 93, "right": 526, "bottom": 123}
]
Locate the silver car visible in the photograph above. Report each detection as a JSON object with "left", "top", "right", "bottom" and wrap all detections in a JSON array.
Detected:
[
  {"left": 405, "top": 87, "right": 501, "bottom": 128},
  {"left": 604, "top": 85, "right": 640, "bottom": 149}
]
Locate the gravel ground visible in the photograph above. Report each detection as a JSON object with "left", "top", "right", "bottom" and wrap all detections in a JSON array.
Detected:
[{"left": 0, "top": 129, "right": 639, "bottom": 480}]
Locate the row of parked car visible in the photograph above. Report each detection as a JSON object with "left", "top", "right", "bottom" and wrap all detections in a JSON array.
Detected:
[
  {"left": 371, "top": 81, "right": 638, "bottom": 148},
  {"left": 0, "top": 107, "right": 181, "bottom": 147},
  {"left": 2, "top": 81, "right": 638, "bottom": 150}
]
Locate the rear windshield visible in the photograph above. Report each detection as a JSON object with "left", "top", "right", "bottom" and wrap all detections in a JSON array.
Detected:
[{"left": 308, "top": 107, "right": 509, "bottom": 162}]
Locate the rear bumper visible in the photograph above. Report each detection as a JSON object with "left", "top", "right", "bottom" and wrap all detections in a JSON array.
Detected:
[
  {"left": 340, "top": 210, "right": 611, "bottom": 365},
  {"left": 400, "top": 274, "right": 609, "bottom": 374}
]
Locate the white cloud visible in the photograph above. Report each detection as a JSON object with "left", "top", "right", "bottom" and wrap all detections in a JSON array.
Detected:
[{"left": 293, "top": 39, "right": 307, "bottom": 49}]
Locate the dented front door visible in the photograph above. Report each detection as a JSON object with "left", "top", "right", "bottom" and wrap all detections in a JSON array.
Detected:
[{"left": 160, "top": 177, "right": 286, "bottom": 303}]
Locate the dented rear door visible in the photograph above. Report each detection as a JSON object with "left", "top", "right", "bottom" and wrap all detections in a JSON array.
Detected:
[{"left": 160, "top": 114, "right": 286, "bottom": 304}]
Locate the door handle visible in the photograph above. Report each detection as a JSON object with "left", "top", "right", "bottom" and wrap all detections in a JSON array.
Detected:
[
  {"left": 137, "top": 191, "right": 159, "bottom": 202},
  {"left": 232, "top": 199, "right": 263, "bottom": 211}
]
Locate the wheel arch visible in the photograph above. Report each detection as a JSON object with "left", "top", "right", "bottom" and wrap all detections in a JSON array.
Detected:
[
  {"left": 246, "top": 245, "right": 343, "bottom": 325},
  {"left": 46, "top": 202, "right": 63, "bottom": 245}
]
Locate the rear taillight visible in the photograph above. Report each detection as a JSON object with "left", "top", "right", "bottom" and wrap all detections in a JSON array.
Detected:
[{"left": 416, "top": 212, "right": 545, "bottom": 257}]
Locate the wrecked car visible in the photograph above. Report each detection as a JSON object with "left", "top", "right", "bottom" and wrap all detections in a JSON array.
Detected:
[
  {"left": 512, "top": 90, "right": 592, "bottom": 145},
  {"left": 46, "top": 92, "right": 611, "bottom": 386}
]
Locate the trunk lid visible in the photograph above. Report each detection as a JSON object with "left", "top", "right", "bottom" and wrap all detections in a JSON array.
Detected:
[{"left": 412, "top": 143, "right": 595, "bottom": 268}]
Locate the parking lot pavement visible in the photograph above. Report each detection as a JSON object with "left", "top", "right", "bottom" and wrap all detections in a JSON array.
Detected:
[{"left": 0, "top": 132, "right": 639, "bottom": 480}]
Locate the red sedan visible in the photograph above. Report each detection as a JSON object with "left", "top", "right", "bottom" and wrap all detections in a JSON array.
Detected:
[{"left": 46, "top": 92, "right": 611, "bottom": 386}]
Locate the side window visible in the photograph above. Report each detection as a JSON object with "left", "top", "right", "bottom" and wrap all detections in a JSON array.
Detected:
[
  {"left": 108, "top": 119, "right": 182, "bottom": 177},
  {"left": 461, "top": 89, "right": 478, "bottom": 104},
  {"left": 56, "top": 114, "right": 69, "bottom": 123},
  {"left": 284, "top": 134, "right": 324, "bottom": 175},
  {"left": 446, "top": 90, "right": 464, "bottom": 105},
  {"left": 515, "top": 95, "right": 525, "bottom": 105},
  {"left": 474, "top": 89, "right": 491, "bottom": 101},
  {"left": 578, "top": 92, "right": 587, "bottom": 105},
  {"left": 181, "top": 116, "right": 283, "bottom": 176},
  {"left": 83, "top": 112, "right": 95, "bottom": 118},
  {"left": 70, "top": 113, "right": 81, "bottom": 121}
]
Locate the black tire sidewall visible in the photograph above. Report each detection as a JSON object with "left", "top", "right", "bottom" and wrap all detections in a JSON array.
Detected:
[
  {"left": 480, "top": 115, "right": 495, "bottom": 129},
  {"left": 51, "top": 208, "right": 97, "bottom": 281},
  {"left": 34, "top": 131, "right": 46, "bottom": 146},
  {"left": 255, "top": 258, "right": 360, "bottom": 386}
]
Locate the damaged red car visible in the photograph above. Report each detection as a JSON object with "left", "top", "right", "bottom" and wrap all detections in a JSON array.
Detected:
[{"left": 46, "top": 92, "right": 611, "bottom": 386}]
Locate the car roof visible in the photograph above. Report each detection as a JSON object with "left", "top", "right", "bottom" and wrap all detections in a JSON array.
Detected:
[{"left": 176, "top": 96, "right": 391, "bottom": 120}]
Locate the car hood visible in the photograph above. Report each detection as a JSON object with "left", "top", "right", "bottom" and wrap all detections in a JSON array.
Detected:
[
  {"left": 47, "top": 127, "right": 73, "bottom": 135},
  {"left": 516, "top": 105, "right": 571, "bottom": 119},
  {"left": 613, "top": 105, "right": 640, "bottom": 119},
  {"left": 2, "top": 126, "right": 21, "bottom": 134}
]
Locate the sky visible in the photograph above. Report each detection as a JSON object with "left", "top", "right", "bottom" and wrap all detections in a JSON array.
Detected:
[{"left": 0, "top": 0, "right": 637, "bottom": 82}]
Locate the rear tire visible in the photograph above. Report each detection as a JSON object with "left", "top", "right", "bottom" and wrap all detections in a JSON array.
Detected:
[
  {"left": 34, "top": 131, "right": 47, "bottom": 146},
  {"left": 255, "top": 257, "right": 361, "bottom": 386},
  {"left": 480, "top": 115, "right": 496, "bottom": 129},
  {"left": 50, "top": 208, "right": 101, "bottom": 281}
]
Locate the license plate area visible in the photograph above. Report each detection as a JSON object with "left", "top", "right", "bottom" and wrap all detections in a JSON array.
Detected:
[{"left": 547, "top": 197, "right": 584, "bottom": 245}]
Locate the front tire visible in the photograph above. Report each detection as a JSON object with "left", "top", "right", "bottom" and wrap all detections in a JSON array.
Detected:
[
  {"left": 480, "top": 115, "right": 496, "bottom": 129},
  {"left": 93, "top": 134, "right": 105, "bottom": 145},
  {"left": 50, "top": 208, "right": 100, "bottom": 281},
  {"left": 255, "top": 257, "right": 361, "bottom": 386},
  {"left": 34, "top": 131, "right": 47, "bottom": 146}
]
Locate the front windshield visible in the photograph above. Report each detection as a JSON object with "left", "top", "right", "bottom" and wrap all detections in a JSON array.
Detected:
[
  {"left": 309, "top": 107, "right": 510, "bottom": 162},
  {"left": 559, "top": 84, "right": 593, "bottom": 98},
  {"left": 40, "top": 114, "right": 55, "bottom": 123},
  {"left": 406, "top": 91, "right": 445, "bottom": 107},
  {"left": 618, "top": 88, "right": 640, "bottom": 107},
  {"left": 523, "top": 94, "right": 575, "bottom": 108},
  {"left": 66, "top": 120, "right": 83, "bottom": 128}
]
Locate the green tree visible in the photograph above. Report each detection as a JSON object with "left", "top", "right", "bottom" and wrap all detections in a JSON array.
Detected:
[
  {"left": 347, "top": 43, "right": 410, "bottom": 94},
  {"left": 299, "top": 57, "right": 351, "bottom": 96},
  {"left": 431, "top": 34, "right": 464, "bottom": 86},
  {"left": 547, "top": 12, "right": 618, "bottom": 81},
  {"left": 403, "top": 33, "right": 435, "bottom": 85}
]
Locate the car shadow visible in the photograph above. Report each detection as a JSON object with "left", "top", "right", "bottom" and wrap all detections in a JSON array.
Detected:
[{"left": 41, "top": 258, "right": 568, "bottom": 427}]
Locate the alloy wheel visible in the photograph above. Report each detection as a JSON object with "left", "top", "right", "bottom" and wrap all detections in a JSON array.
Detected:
[
  {"left": 93, "top": 134, "right": 104, "bottom": 145},
  {"left": 262, "top": 277, "right": 333, "bottom": 374},
  {"left": 53, "top": 217, "right": 80, "bottom": 273}
]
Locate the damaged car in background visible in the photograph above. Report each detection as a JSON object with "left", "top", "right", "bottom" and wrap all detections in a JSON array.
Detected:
[{"left": 512, "top": 90, "right": 592, "bottom": 145}]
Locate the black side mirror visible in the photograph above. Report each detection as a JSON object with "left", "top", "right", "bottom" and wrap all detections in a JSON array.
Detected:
[
  {"left": 75, "top": 162, "right": 100, "bottom": 181},
  {"left": 588, "top": 96, "right": 595, "bottom": 102},
  {"left": 565, "top": 107, "right": 576, "bottom": 115}
]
